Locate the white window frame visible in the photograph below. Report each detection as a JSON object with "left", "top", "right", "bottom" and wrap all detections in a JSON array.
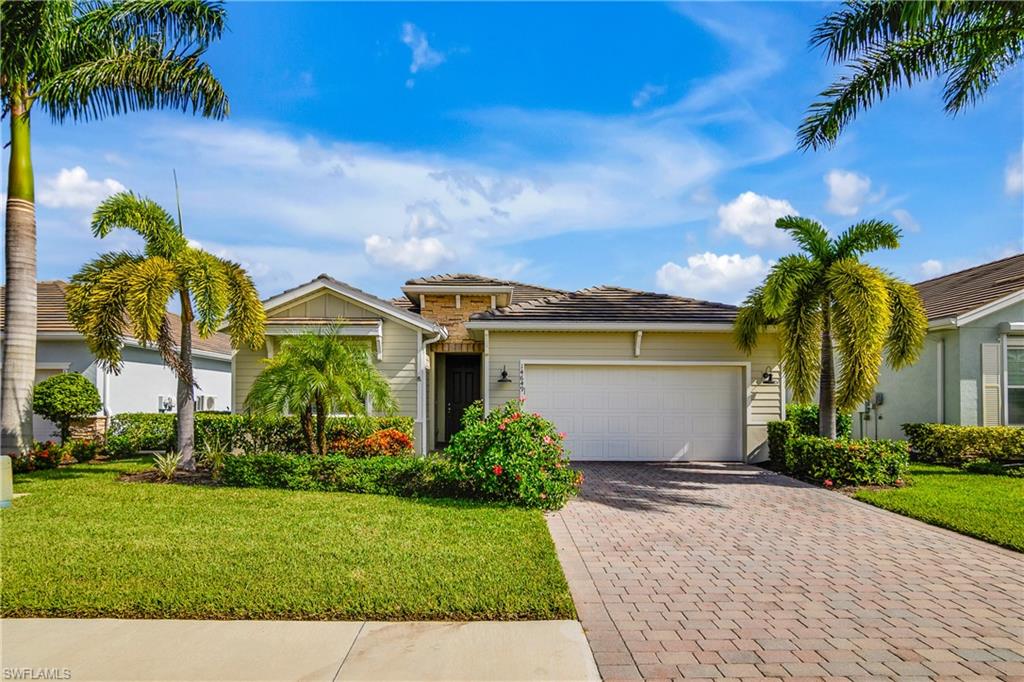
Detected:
[{"left": 1005, "top": 343, "right": 1024, "bottom": 426}]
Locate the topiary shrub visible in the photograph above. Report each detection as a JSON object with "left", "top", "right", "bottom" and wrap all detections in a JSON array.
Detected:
[
  {"left": 444, "top": 400, "right": 583, "bottom": 510},
  {"left": 31, "top": 373, "right": 101, "bottom": 444},
  {"left": 767, "top": 420, "right": 795, "bottom": 468},
  {"left": 786, "top": 403, "right": 852, "bottom": 438},
  {"left": 786, "top": 435, "right": 909, "bottom": 487},
  {"left": 902, "top": 423, "right": 1024, "bottom": 464}
]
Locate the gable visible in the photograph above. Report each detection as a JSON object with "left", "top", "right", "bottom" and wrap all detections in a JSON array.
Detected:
[{"left": 268, "top": 291, "right": 382, "bottom": 321}]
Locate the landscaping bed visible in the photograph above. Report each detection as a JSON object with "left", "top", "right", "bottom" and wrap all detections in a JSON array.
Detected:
[
  {"left": 1, "top": 458, "right": 575, "bottom": 620},
  {"left": 854, "top": 463, "right": 1024, "bottom": 552}
]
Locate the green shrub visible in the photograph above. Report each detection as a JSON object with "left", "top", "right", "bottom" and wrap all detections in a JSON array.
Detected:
[
  {"left": 69, "top": 439, "right": 103, "bottom": 463},
  {"left": 786, "top": 403, "right": 852, "bottom": 438},
  {"left": 960, "top": 457, "right": 1024, "bottom": 477},
  {"left": 221, "top": 453, "right": 466, "bottom": 498},
  {"left": 31, "top": 373, "right": 102, "bottom": 443},
  {"left": 902, "top": 423, "right": 1024, "bottom": 464},
  {"left": 108, "top": 413, "right": 415, "bottom": 454},
  {"left": 786, "top": 435, "right": 909, "bottom": 487},
  {"left": 767, "top": 420, "right": 795, "bottom": 468},
  {"left": 103, "top": 433, "right": 141, "bottom": 459},
  {"left": 444, "top": 400, "right": 582, "bottom": 510}
]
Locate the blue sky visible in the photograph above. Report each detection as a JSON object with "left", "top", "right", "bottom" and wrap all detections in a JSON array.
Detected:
[{"left": 9, "top": 1, "right": 1024, "bottom": 304}]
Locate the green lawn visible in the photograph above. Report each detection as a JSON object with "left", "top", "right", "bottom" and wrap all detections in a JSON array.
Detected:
[
  {"left": 1, "top": 458, "right": 574, "bottom": 620},
  {"left": 854, "top": 463, "right": 1024, "bottom": 552}
]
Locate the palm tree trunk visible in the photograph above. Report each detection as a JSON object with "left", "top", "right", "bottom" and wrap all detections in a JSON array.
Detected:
[
  {"left": 301, "top": 404, "right": 314, "bottom": 454},
  {"left": 819, "top": 298, "right": 837, "bottom": 439},
  {"left": 1, "top": 99, "right": 37, "bottom": 455},
  {"left": 315, "top": 393, "right": 327, "bottom": 456},
  {"left": 177, "top": 291, "right": 196, "bottom": 470}
]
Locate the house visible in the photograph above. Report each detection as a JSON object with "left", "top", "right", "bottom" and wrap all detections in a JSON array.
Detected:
[
  {"left": 233, "top": 273, "right": 783, "bottom": 461},
  {"left": 867, "top": 253, "right": 1024, "bottom": 439},
  {"left": 0, "top": 281, "right": 233, "bottom": 441}
]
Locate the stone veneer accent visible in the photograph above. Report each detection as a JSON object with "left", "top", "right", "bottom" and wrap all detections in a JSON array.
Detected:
[{"left": 419, "top": 294, "right": 493, "bottom": 343}]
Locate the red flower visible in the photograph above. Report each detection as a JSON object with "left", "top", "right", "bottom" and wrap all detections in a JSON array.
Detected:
[
  {"left": 511, "top": 412, "right": 521, "bottom": 420},
  {"left": 498, "top": 423, "right": 507, "bottom": 431},
  {"left": 492, "top": 465, "right": 504, "bottom": 475},
  {"left": 823, "top": 479, "right": 834, "bottom": 488}
]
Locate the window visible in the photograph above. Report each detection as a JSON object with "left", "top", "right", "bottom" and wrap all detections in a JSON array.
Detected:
[{"left": 1008, "top": 348, "right": 1024, "bottom": 426}]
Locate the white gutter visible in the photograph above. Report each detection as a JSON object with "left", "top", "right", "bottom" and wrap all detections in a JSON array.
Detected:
[
  {"left": 416, "top": 326, "right": 448, "bottom": 454},
  {"left": 464, "top": 321, "right": 742, "bottom": 332}
]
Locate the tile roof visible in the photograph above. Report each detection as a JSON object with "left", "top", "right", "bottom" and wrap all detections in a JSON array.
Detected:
[
  {"left": 469, "top": 285, "right": 738, "bottom": 324},
  {"left": 267, "top": 274, "right": 439, "bottom": 329},
  {"left": 402, "top": 273, "right": 566, "bottom": 308},
  {"left": 0, "top": 281, "right": 233, "bottom": 356},
  {"left": 914, "top": 253, "right": 1024, "bottom": 320}
]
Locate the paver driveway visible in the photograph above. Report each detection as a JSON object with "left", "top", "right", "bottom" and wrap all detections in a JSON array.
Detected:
[{"left": 548, "top": 463, "right": 1024, "bottom": 681}]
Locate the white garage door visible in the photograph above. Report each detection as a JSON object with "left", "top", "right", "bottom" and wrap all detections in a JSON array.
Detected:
[{"left": 524, "top": 364, "right": 744, "bottom": 462}]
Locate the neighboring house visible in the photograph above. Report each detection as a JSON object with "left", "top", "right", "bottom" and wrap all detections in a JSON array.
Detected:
[
  {"left": 0, "top": 281, "right": 233, "bottom": 441},
  {"left": 234, "top": 273, "right": 783, "bottom": 461},
  {"left": 868, "top": 254, "right": 1024, "bottom": 439}
]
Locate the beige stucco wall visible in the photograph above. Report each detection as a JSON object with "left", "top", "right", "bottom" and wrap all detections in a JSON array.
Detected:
[
  {"left": 483, "top": 330, "right": 782, "bottom": 460},
  {"left": 233, "top": 292, "right": 421, "bottom": 426}
]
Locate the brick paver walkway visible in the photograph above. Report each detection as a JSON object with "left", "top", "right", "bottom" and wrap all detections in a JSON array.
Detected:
[{"left": 548, "top": 463, "right": 1024, "bottom": 681}]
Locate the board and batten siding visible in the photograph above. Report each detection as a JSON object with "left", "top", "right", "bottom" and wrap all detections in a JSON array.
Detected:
[
  {"left": 232, "top": 292, "right": 421, "bottom": 423},
  {"left": 484, "top": 330, "right": 782, "bottom": 460}
]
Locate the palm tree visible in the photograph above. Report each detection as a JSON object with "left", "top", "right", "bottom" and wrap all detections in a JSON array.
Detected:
[
  {"left": 799, "top": 1, "right": 1024, "bottom": 150},
  {"left": 1, "top": 0, "right": 228, "bottom": 454},
  {"left": 245, "top": 331, "right": 397, "bottom": 456},
  {"left": 734, "top": 217, "right": 927, "bottom": 438},
  {"left": 65, "top": 191, "right": 265, "bottom": 469}
]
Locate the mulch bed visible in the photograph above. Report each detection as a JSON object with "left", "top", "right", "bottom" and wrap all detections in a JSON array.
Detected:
[{"left": 118, "top": 468, "right": 219, "bottom": 486}]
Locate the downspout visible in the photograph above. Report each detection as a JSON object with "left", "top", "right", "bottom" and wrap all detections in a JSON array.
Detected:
[{"left": 418, "top": 326, "right": 447, "bottom": 454}]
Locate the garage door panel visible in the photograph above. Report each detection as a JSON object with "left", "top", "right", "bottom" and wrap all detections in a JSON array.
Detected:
[{"left": 525, "top": 364, "right": 742, "bottom": 462}]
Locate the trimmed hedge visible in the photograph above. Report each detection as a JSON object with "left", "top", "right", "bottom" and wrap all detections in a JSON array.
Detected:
[
  {"left": 221, "top": 453, "right": 468, "bottom": 499},
  {"left": 767, "top": 420, "right": 795, "bottom": 468},
  {"left": 903, "top": 423, "right": 1024, "bottom": 464},
  {"left": 786, "top": 403, "right": 852, "bottom": 439},
  {"left": 108, "top": 413, "right": 415, "bottom": 454},
  {"left": 786, "top": 435, "right": 909, "bottom": 487}
]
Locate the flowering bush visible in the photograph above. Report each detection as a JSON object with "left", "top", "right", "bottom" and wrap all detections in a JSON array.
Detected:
[
  {"left": 786, "top": 435, "right": 909, "bottom": 487},
  {"left": 444, "top": 400, "right": 582, "bottom": 510},
  {"left": 11, "top": 441, "right": 76, "bottom": 472},
  {"left": 329, "top": 428, "right": 413, "bottom": 458}
]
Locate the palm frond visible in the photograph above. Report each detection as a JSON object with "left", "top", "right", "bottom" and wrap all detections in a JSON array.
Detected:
[
  {"left": 827, "top": 260, "right": 892, "bottom": 411},
  {"left": 36, "top": 47, "right": 228, "bottom": 122},
  {"left": 833, "top": 219, "right": 901, "bottom": 259},
  {"left": 221, "top": 260, "right": 266, "bottom": 350},
  {"left": 176, "top": 248, "right": 229, "bottom": 337},
  {"left": 942, "top": 17, "right": 1024, "bottom": 113},
  {"left": 0, "top": 0, "right": 73, "bottom": 95},
  {"left": 91, "top": 192, "right": 186, "bottom": 256},
  {"left": 762, "top": 255, "right": 821, "bottom": 317},
  {"left": 733, "top": 286, "right": 768, "bottom": 355},
  {"left": 73, "top": 0, "right": 227, "bottom": 52},
  {"left": 810, "top": 0, "right": 908, "bottom": 63},
  {"left": 125, "top": 256, "right": 178, "bottom": 344},
  {"left": 778, "top": 290, "right": 822, "bottom": 404},
  {"left": 775, "top": 216, "right": 833, "bottom": 262},
  {"left": 884, "top": 277, "right": 928, "bottom": 369}
]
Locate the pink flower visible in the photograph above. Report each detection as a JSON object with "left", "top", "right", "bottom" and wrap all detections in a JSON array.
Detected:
[
  {"left": 492, "top": 465, "right": 504, "bottom": 476},
  {"left": 558, "top": 432, "right": 567, "bottom": 440},
  {"left": 823, "top": 479, "right": 834, "bottom": 489},
  {"left": 543, "top": 435, "right": 553, "bottom": 445},
  {"left": 498, "top": 423, "right": 506, "bottom": 431},
  {"left": 511, "top": 412, "right": 521, "bottom": 420}
]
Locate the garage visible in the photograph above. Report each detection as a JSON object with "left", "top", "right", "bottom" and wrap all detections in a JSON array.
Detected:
[{"left": 523, "top": 362, "right": 745, "bottom": 462}]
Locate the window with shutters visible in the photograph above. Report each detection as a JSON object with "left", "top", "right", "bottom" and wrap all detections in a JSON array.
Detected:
[{"left": 1008, "top": 348, "right": 1024, "bottom": 426}]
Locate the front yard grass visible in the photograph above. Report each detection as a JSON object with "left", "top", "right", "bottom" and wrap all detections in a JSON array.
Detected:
[
  {"left": 854, "top": 463, "right": 1024, "bottom": 552},
  {"left": 1, "top": 458, "right": 574, "bottom": 620}
]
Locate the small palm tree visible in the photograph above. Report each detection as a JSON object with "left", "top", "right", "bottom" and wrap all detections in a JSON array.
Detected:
[
  {"left": 1, "top": 0, "right": 229, "bottom": 454},
  {"left": 799, "top": 1, "right": 1024, "bottom": 149},
  {"left": 66, "top": 191, "right": 265, "bottom": 470},
  {"left": 245, "top": 331, "right": 397, "bottom": 456},
  {"left": 734, "top": 217, "right": 927, "bottom": 438}
]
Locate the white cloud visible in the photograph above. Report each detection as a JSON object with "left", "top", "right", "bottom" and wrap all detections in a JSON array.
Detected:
[
  {"left": 656, "top": 252, "right": 769, "bottom": 302},
  {"left": 37, "top": 166, "right": 125, "bottom": 209},
  {"left": 891, "top": 208, "right": 920, "bottom": 232},
  {"left": 824, "top": 169, "right": 871, "bottom": 216},
  {"left": 364, "top": 234, "right": 453, "bottom": 270},
  {"left": 401, "top": 22, "right": 444, "bottom": 87},
  {"left": 632, "top": 83, "right": 666, "bottom": 109},
  {"left": 716, "top": 191, "right": 797, "bottom": 247},
  {"left": 919, "top": 259, "right": 944, "bottom": 277},
  {"left": 1006, "top": 145, "right": 1023, "bottom": 195}
]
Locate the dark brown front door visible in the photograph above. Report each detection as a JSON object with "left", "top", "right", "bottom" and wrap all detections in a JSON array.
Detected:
[{"left": 445, "top": 355, "right": 481, "bottom": 440}]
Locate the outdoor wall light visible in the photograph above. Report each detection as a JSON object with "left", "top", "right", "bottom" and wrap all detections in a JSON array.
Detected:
[
  {"left": 497, "top": 366, "right": 513, "bottom": 383},
  {"left": 761, "top": 367, "right": 774, "bottom": 384}
]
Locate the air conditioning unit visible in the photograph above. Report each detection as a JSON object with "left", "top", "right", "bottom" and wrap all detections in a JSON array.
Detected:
[
  {"left": 158, "top": 395, "right": 175, "bottom": 413},
  {"left": 195, "top": 395, "right": 217, "bottom": 411}
]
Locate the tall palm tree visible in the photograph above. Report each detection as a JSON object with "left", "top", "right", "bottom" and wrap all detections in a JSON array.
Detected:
[
  {"left": 246, "top": 331, "right": 397, "bottom": 456},
  {"left": 65, "top": 191, "right": 265, "bottom": 469},
  {"left": 734, "top": 217, "right": 927, "bottom": 438},
  {"left": 799, "top": 1, "right": 1024, "bottom": 150},
  {"left": 1, "top": 0, "right": 228, "bottom": 454}
]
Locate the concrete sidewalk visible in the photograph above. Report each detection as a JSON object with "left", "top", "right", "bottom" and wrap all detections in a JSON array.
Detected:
[{"left": 1, "top": 619, "right": 599, "bottom": 681}]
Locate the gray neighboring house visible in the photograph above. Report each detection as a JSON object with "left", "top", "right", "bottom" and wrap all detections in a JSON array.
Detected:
[
  {"left": 868, "top": 253, "right": 1024, "bottom": 439},
  {"left": 0, "top": 281, "right": 233, "bottom": 441}
]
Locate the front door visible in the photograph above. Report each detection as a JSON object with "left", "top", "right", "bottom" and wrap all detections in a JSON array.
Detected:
[{"left": 445, "top": 355, "right": 481, "bottom": 440}]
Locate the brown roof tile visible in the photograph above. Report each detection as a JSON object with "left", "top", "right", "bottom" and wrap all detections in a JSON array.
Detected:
[
  {"left": 469, "top": 285, "right": 737, "bottom": 324},
  {"left": 914, "top": 253, "right": 1024, "bottom": 320},
  {"left": 0, "top": 281, "right": 233, "bottom": 356}
]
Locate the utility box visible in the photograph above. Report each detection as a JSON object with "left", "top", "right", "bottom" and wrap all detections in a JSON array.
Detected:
[{"left": 0, "top": 455, "right": 13, "bottom": 509}]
